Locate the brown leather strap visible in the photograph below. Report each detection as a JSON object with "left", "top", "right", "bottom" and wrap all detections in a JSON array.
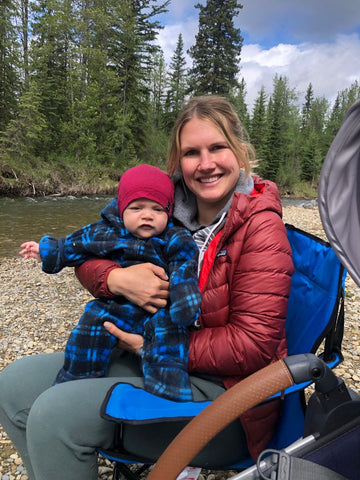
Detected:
[{"left": 147, "top": 359, "right": 294, "bottom": 480}]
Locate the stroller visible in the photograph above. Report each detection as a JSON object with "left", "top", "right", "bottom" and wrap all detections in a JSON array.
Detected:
[{"left": 100, "top": 100, "right": 360, "bottom": 480}]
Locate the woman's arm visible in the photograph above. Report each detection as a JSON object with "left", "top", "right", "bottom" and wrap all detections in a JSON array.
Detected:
[
  {"left": 187, "top": 212, "right": 294, "bottom": 378},
  {"left": 75, "top": 259, "right": 170, "bottom": 314},
  {"left": 75, "top": 258, "right": 119, "bottom": 298}
]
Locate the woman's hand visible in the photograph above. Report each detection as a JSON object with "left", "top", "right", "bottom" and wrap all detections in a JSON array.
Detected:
[
  {"left": 104, "top": 322, "right": 143, "bottom": 354},
  {"left": 107, "top": 263, "right": 170, "bottom": 314}
]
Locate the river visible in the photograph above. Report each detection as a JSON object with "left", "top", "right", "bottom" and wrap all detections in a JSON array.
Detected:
[
  {"left": 0, "top": 195, "right": 307, "bottom": 258},
  {"left": 0, "top": 195, "right": 113, "bottom": 257}
]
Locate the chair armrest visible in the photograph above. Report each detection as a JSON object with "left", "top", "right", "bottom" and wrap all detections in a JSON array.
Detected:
[{"left": 101, "top": 383, "right": 211, "bottom": 424}]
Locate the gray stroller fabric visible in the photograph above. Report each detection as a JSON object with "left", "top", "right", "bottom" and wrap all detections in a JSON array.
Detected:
[
  {"left": 318, "top": 100, "right": 360, "bottom": 287},
  {"left": 289, "top": 457, "right": 348, "bottom": 480}
]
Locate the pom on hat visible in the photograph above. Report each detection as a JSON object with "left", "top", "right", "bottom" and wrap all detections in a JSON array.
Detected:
[{"left": 117, "top": 164, "right": 175, "bottom": 218}]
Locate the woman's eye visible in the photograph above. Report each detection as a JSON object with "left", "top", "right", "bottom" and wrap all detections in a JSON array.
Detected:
[
  {"left": 183, "top": 149, "right": 198, "bottom": 157},
  {"left": 212, "top": 144, "right": 226, "bottom": 151}
]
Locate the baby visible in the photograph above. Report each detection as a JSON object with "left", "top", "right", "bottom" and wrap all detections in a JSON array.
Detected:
[{"left": 20, "top": 164, "right": 201, "bottom": 401}]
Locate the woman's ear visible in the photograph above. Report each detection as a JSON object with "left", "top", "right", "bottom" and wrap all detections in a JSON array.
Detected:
[{"left": 237, "top": 147, "right": 245, "bottom": 169}]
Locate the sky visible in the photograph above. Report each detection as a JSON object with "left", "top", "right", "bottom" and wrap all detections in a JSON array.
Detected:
[{"left": 155, "top": 0, "right": 360, "bottom": 110}]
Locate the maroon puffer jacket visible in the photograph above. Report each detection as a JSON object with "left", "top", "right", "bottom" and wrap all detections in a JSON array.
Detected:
[{"left": 188, "top": 177, "right": 294, "bottom": 459}]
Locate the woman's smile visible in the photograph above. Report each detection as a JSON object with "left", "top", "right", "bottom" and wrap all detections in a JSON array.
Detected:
[{"left": 197, "top": 175, "right": 222, "bottom": 184}]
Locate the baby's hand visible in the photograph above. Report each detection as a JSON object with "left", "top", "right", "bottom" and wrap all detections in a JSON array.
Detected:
[{"left": 19, "top": 241, "right": 41, "bottom": 262}]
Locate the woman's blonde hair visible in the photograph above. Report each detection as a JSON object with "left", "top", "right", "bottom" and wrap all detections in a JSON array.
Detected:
[{"left": 166, "top": 95, "right": 255, "bottom": 177}]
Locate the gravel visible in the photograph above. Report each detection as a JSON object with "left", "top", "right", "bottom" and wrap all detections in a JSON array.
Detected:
[{"left": 1, "top": 204, "right": 359, "bottom": 480}]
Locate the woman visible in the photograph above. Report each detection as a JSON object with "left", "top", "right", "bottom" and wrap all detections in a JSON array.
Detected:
[{"left": 0, "top": 96, "right": 293, "bottom": 479}]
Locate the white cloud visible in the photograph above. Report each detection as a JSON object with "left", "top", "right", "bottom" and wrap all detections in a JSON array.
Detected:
[
  {"left": 243, "top": 44, "right": 300, "bottom": 68},
  {"left": 241, "top": 34, "right": 360, "bottom": 109}
]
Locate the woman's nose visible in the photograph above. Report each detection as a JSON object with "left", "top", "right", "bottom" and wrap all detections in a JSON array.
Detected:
[{"left": 198, "top": 150, "right": 215, "bottom": 170}]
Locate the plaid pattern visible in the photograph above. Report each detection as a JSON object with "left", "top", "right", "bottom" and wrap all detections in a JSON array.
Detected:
[{"left": 40, "top": 199, "right": 201, "bottom": 401}]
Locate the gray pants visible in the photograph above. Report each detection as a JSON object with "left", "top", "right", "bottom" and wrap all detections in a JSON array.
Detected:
[{"left": 0, "top": 350, "right": 229, "bottom": 480}]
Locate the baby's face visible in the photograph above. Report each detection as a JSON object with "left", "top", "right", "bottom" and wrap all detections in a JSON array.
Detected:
[{"left": 123, "top": 199, "right": 169, "bottom": 239}]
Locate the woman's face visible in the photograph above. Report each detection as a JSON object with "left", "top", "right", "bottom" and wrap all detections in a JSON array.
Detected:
[{"left": 180, "top": 117, "right": 241, "bottom": 219}]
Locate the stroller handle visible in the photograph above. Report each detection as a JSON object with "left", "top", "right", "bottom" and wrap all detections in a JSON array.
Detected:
[
  {"left": 147, "top": 357, "right": 295, "bottom": 480},
  {"left": 147, "top": 354, "right": 336, "bottom": 480},
  {"left": 284, "top": 353, "right": 340, "bottom": 393}
]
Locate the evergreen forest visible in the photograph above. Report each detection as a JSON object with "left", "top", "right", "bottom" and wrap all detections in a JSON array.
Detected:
[{"left": 1, "top": 0, "right": 359, "bottom": 197}]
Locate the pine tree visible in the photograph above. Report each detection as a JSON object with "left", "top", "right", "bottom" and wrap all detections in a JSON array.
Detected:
[
  {"left": 149, "top": 50, "right": 167, "bottom": 130},
  {"left": 188, "top": 0, "right": 243, "bottom": 96},
  {"left": 164, "top": 33, "right": 187, "bottom": 132},
  {"left": 147, "top": 49, "right": 169, "bottom": 167},
  {"left": 300, "top": 128, "right": 324, "bottom": 186},
  {"left": 339, "top": 80, "right": 360, "bottom": 113},
  {"left": 24, "top": 0, "right": 169, "bottom": 168},
  {"left": 324, "top": 80, "right": 360, "bottom": 150},
  {"left": 231, "top": 77, "right": 250, "bottom": 131},
  {"left": 30, "top": 0, "right": 74, "bottom": 155},
  {"left": 301, "top": 83, "right": 314, "bottom": 131},
  {"left": 261, "top": 75, "right": 299, "bottom": 184},
  {"left": 104, "top": 0, "right": 169, "bottom": 166},
  {"left": 324, "top": 94, "right": 342, "bottom": 144},
  {"left": 0, "top": 82, "right": 46, "bottom": 164},
  {"left": 19, "top": 0, "right": 30, "bottom": 88},
  {"left": 0, "top": 0, "right": 21, "bottom": 131},
  {"left": 300, "top": 91, "right": 328, "bottom": 183},
  {"left": 249, "top": 86, "right": 267, "bottom": 165}
]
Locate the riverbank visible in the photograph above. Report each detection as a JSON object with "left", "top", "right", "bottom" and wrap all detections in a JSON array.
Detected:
[
  {"left": 0, "top": 173, "right": 119, "bottom": 198},
  {"left": 0, "top": 161, "right": 318, "bottom": 199},
  {"left": 1, "top": 205, "right": 359, "bottom": 480}
]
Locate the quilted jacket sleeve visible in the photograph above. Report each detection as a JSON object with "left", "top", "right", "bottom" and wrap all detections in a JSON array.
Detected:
[
  {"left": 75, "top": 258, "right": 119, "bottom": 298},
  {"left": 188, "top": 210, "right": 294, "bottom": 381}
]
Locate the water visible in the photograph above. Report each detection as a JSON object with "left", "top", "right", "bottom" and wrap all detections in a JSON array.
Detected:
[
  {"left": 0, "top": 195, "right": 114, "bottom": 257},
  {"left": 0, "top": 195, "right": 306, "bottom": 258}
]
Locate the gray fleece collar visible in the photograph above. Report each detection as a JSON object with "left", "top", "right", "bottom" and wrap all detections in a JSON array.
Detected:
[{"left": 173, "top": 171, "right": 254, "bottom": 232}]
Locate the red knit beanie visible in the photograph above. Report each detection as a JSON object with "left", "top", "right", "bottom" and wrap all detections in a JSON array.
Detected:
[{"left": 117, "top": 164, "right": 174, "bottom": 218}]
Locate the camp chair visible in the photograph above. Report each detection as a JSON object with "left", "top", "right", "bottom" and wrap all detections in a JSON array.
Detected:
[
  {"left": 137, "top": 100, "right": 360, "bottom": 480},
  {"left": 98, "top": 222, "right": 346, "bottom": 480}
]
